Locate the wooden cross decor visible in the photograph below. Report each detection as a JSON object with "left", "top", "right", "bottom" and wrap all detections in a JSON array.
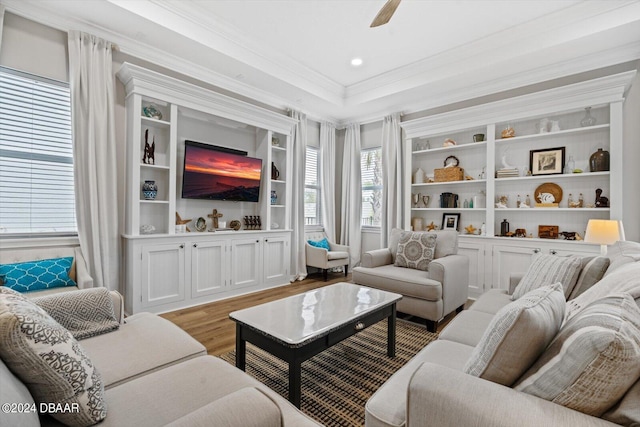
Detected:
[{"left": 208, "top": 209, "right": 223, "bottom": 229}]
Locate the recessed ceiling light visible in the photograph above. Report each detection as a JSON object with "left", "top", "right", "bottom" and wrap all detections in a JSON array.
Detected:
[{"left": 351, "top": 57, "right": 363, "bottom": 67}]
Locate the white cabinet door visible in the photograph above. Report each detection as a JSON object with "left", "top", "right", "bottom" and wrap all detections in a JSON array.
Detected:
[
  {"left": 230, "top": 238, "right": 261, "bottom": 289},
  {"left": 491, "top": 244, "right": 540, "bottom": 291},
  {"left": 190, "top": 240, "right": 227, "bottom": 298},
  {"left": 458, "top": 239, "right": 486, "bottom": 299},
  {"left": 141, "top": 242, "right": 185, "bottom": 308},
  {"left": 262, "top": 235, "right": 290, "bottom": 283}
]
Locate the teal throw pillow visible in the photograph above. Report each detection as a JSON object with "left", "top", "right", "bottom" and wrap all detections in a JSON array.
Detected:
[
  {"left": 308, "top": 238, "right": 331, "bottom": 251},
  {"left": 0, "top": 257, "right": 76, "bottom": 293}
]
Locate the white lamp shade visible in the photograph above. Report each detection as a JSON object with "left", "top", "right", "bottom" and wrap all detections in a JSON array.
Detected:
[{"left": 584, "top": 219, "right": 623, "bottom": 245}]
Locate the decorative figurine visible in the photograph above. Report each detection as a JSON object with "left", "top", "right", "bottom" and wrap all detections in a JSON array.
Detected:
[
  {"left": 426, "top": 221, "right": 437, "bottom": 231},
  {"left": 142, "top": 129, "right": 155, "bottom": 165},
  {"left": 208, "top": 209, "right": 223, "bottom": 229},
  {"left": 595, "top": 188, "right": 609, "bottom": 208},
  {"left": 464, "top": 224, "right": 477, "bottom": 235}
]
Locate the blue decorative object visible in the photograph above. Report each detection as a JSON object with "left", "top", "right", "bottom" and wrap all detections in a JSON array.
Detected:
[
  {"left": 271, "top": 190, "right": 277, "bottom": 205},
  {"left": 307, "top": 238, "right": 331, "bottom": 251},
  {"left": 142, "top": 104, "right": 162, "bottom": 120},
  {"left": 142, "top": 180, "right": 158, "bottom": 200},
  {"left": 0, "top": 257, "right": 77, "bottom": 292}
]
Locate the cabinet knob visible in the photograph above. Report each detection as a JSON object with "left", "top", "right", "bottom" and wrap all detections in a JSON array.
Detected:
[
  {"left": 193, "top": 243, "right": 198, "bottom": 248},
  {"left": 533, "top": 248, "right": 541, "bottom": 253},
  {"left": 256, "top": 240, "right": 259, "bottom": 243},
  {"left": 179, "top": 244, "right": 184, "bottom": 249},
  {"left": 550, "top": 249, "right": 557, "bottom": 255},
  {"left": 265, "top": 239, "right": 268, "bottom": 242}
]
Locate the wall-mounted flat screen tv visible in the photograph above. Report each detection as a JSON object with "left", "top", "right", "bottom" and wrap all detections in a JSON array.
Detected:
[{"left": 181, "top": 140, "right": 262, "bottom": 202}]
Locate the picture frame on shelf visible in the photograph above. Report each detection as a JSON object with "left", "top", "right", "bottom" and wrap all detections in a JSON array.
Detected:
[
  {"left": 441, "top": 213, "right": 460, "bottom": 231},
  {"left": 530, "top": 147, "right": 565, "bottom": 176}
]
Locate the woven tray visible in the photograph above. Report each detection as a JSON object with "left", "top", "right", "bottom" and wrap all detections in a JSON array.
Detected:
[{"left": 434, "top": 166, "right": 464, "bottom": 182}]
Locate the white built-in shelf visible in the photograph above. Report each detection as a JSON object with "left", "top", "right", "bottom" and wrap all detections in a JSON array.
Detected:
[
  {"left": 413, "top": 141, "right": 486, "bottom": 155},
  {"left": 140, "top": 199, "right": 169, "bottom": 204},
  {"left": 497, "top": 208, "right": 610, "bottom": 212},
  {"left": 271, "top": 179, "right": 286, "bottom": 184},
  {"left": 270, "top": 204, "right": 285, "bottom": 208},
  {"left": 412, "top": 179, "right": 486, "bottom": 187},
  {"left": 141, "top": 116, "right": 171, "bottom": 127},
  {"left": 495, "top": 124, "right": 610, "bottom": 145},
  {"left": 494, "top": 171, "right": 609, "bottom": 183},
  {"left": 411, "top": 208, "right": 486, "bottom": 211},
  {"left": 271, "top": 145, "right": 286, "bottom": 152},
  {"left": 140, "top": 163, "right": 171, "bottom": 171}
]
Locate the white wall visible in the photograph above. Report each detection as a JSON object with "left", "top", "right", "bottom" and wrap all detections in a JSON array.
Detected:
[{"left": 623, "top": 62, "right": 640, "bottom": 242}]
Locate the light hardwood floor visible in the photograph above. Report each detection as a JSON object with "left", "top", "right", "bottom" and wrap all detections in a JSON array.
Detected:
[{"left": 160, "top": 272, "right": 463, "bottom": 356}]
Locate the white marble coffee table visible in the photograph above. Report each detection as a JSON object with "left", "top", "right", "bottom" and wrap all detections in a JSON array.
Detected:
[{"left": 229, "top": 282, "right": 402, "bottom": 407}]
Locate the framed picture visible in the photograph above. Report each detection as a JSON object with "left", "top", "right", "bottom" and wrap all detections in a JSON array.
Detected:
[
  {"left": 441, "top": 213, "right": 460, "bottom": 231},
  {"left": 530, "top": 147, "right": 565, "bottom": 176}
]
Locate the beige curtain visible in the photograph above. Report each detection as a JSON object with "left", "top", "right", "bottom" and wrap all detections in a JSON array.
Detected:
[
  {"left": 340, "top": 123, "right": 362, "bottom": 269},
  {"left": 290, "top": 110, "right": 308, "bottom": 281},
  {"left": 381, "top": 113, "right": 403, "bottom": 246},
  {"left": 68, "top": 31, "right": 119, "bottom": 291},
  {"left": 320, "top": 121, "right": 336, "bottom": 242}
]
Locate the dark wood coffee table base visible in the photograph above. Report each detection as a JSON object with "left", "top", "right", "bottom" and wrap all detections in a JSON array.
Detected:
[{"left": 235, "top": 303, "right": 397, "bottom": 408}]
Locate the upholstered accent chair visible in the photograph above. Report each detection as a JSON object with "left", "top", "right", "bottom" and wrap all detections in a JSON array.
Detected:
[
  {"left": 305, "top": 231, "right": 350, "bottom": 281},
  {"left": 353, "top": 229, "right": 469, "bottom": 332}
]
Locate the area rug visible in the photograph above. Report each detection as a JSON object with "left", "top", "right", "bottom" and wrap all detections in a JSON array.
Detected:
[{"left": 219, "top": 319, "right": 437, "bottom": 426}]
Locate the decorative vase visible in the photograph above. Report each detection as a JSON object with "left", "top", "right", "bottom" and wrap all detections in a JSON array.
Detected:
[
  {"left": 142, "top": 180, "right": 158, "bottom": 200},
  {"left": 500, "top": 219, "right": 510, "bottom": 236},
  {"left": 589, "top": 148, "right": 610, "bottom": 172},
  {"left": 142, "top": 104, "right": 162, "bottom": 120},
  {"left": 580, "top": 107, "right": 596, "bottom": 127},
  {"left": 270, "top": 190, "right": 277, "bottom": 205},
  {"left": 413, "top": 167, "right": 425, "bottom": 184}
]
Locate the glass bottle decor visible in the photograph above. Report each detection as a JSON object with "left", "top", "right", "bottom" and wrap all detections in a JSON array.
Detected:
[
  {"left": 516, "top": 195, "right": 521, "bottom": 208},
  {"left": 580, "top": 107, "right": 596, "bottom": 127},
  {"left": 567, "top": 193, "right": 574, "bottom": 208},
  {"left": 270, "top": 190, "right": 277, "bottom": 205},
  {"left": 589, "top": 148, "right": 610, "bottom": 172},
  {"left": 565, "top": 155, "right": 575, "bottom": 174},
  {"left": 501, "top": 219, "right": 510, "bottom": 236},
  {"left": 525, "top": 194, "right": 531, "bottom": 207},
  {"left": 579, "top": 193, "right": 584, "bottom": 208}
]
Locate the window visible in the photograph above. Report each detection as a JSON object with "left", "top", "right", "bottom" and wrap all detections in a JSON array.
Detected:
[
  {"left": 304, "top": 146, "right": 321, "bottom": 226},
  {"left": 361, "top": 148, "right": 382, "bottom": 227},
  {"left": 0, "top": 67, "right": 76, "bottom": 234}
]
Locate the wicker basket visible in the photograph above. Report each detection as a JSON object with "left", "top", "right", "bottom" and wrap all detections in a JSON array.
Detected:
[{"left": 434, "top": 166, "right": 464, "bottom": 182}]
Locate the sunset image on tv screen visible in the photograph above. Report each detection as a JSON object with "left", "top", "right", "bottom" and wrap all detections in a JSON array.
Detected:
[{"left": 182, "top": 144, "right": 262, "bottom": 202}]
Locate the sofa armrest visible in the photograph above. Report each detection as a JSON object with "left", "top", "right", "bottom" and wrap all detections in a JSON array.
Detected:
[
  {"left": 361, "top": 248, "right": 393, "bottom": 268},
  {"left": 329, "top": 242, "right": 350, "bottom": 253},
  {"left": 428, "top": 254, "right": 469, "bottom": 314},
  {"left": 509, "top": 272, "right": 525, "bottom": 295},
  {"left": 109, "top": 290, "right": 125, "bottom": 324},
  {"left": 407, "top": 363, "right": 618, "bottom": 427},
  {"left": 305, "top": 243, "right": 328, "bottom": 269},
  {"left": 73, "top": 247, "right": 94, "bottom": 289},
  {"left": 166, "top": 387, "right": 282, "bottom": 427}
]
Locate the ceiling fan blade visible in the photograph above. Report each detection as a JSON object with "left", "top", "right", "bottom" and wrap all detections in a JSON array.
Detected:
[{"left": 370, "top": 0, "right": 401, "bottom": 28}]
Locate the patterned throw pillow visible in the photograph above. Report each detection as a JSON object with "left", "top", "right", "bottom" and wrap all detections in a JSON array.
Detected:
[
  {"left": 512, "top": 254, "right": 582, "bottom": 300},
  {"left": 568, "top": 256, "right": 610, "bottom": 300},
  {"left": 464, "top": 283, "right": 565, "bottom": 386},
  {"left": 394, "top": 232, "right": 437, "bottom": 271},
  {"left": 0, "top": 257, "right": 76, "bottom": 292},
  {"left": 0, "top": 287, "right": 107, "bottom": 426},
  {"left": 514, "top": 293, "right": 640, "bottom": 417},
  {"left": 307, "top": 238, "right": 331, "bottom": 251}
]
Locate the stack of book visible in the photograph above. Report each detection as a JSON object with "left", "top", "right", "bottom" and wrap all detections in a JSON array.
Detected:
[{"left": 496, "top": 168, "right": 519, "bottom": 178}]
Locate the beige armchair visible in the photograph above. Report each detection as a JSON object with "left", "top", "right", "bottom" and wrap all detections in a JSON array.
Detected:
[
  {"left": 305, "top": 231, "right": 350, "bottom": 281},
  {"left": 353, "top": 229, "right": 469, "bottom": 332}
]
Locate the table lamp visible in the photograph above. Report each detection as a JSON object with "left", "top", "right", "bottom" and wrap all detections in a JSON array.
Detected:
[{"left": 584, "top": 219, "right": 625, "bottom": 255}]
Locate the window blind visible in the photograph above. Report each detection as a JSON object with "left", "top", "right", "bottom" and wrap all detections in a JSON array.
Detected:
[
  {"left": 361, "top": 148, "right": 382, "bottom": 227},
  {"left": 0, "top": 67, "right": 76, "bottom": 234},
  {"left": 304, "top": 146, "right": 321, "bottom": 225}
]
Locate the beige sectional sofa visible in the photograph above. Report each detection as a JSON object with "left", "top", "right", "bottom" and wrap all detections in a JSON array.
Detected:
[
  {"left": 0, "top": 288, "right": 320, "bottom": 427},
  {"left": 365, "top": 241, "right": 640, "bottom": 427}
]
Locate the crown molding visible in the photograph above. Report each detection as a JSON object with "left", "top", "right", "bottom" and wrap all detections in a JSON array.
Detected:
[{"left": 400, "top": 71, "right": 636, "bottom": 138}]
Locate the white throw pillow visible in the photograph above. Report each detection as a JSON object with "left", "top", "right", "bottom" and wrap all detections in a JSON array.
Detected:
[
  {"left": 464, "top": 283, "right": 565, "bottom": 386},
  {"left": 515, "top": 293, "right": 640, "bottom": 417},
  {"left": 512, "top": 254, "right": 582, "bottom": 300}
]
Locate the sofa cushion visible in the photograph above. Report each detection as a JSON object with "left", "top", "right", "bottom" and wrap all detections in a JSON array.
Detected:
[
  {"left": 568, "top": 256, "right": 610, "bottom": 300},
  {"left": 165, "top": 387, "right": 283, "bottom": 427},
  {"left": 603, "top": 240, "right": 640, "bottom": 276},
  {"left": 307, "top": 238, "right": 330, "bottom": 250},
  {"left": 350, "top": 264, "right": 442, "bottom": 301},
  {"left": 0, "top": 358, "right": 40, "bottom": 427},
  {"left": 100, "top": 356, "right": 318, "bottom": 427},
  {"left": 80, "top": 312, "right": 206, "bottom": 389},
  {"left": 603, "top": 377, "right": 640, "bottom": 426},
  {"left": 515, "top": 293, "right": 640, "bottom": 417},
  {"left": 0, "top": 257, "right": 76, "bottom": 292},
  {"left": 512, "top": 254, "right": 581, "bottom": 299},
  {"left": 388, "top": 229, "right": 458, "bottom": 264},
  {"left": 389, "top": 228, "right": 404, "bottom": 263},
  {"left": 32, "top": 288, "right": 119, "bottom": 340},
  {"left": 365, "top": 340, "right": 474, "bottom": 427},
  {"left": 438, "top": 310, "right": 495, "bottom": 347},
  {"left": 0, "top": 287, "right": 106, "bottom": 426},
  {"left": 327, "top": 251, "right": 349, "bottom": 261},
  {"left": 395, "top": 232, "right": 436, "bottom": 271},
  {"left": 468, "top": 289, "right": 512, "bottom": 315},
  {"left": 464, "top": 284, "right": 565, "bottom": 386},
  {"left": 565, "top": 262, "right": 640, "bottom": 323}
]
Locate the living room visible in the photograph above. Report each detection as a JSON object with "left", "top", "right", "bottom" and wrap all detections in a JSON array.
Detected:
[{"left": 1, "top": 1, "right": 640, "bottom": 426}]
